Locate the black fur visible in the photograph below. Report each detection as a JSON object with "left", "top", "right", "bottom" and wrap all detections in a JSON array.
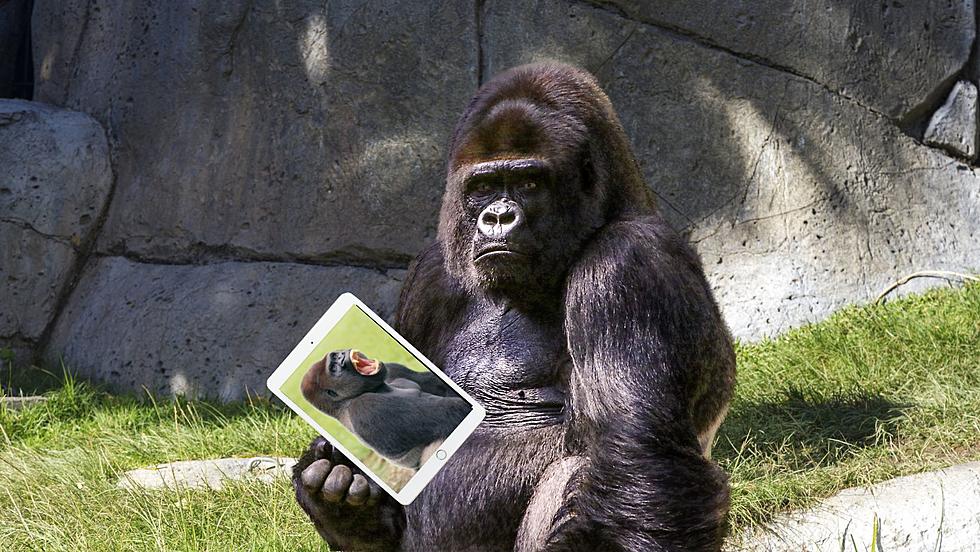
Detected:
[{"left": 293, "top": 61, "right": 736, "bottom": 551}]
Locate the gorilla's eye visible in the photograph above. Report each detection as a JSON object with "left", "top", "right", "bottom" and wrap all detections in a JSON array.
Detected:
[
  {"left": 325, "top": 389, "right": 338, "bottom": 398},
  {"left": 467, "top": 176, "right": 498, "bottom": 197},
  {"left": 521, "top": 181, "right": 537, "bottom": 191}
]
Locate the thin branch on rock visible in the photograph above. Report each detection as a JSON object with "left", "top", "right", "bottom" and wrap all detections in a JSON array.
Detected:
[{"left": 875, "top": 270, "right": 979, "bottom": 303}]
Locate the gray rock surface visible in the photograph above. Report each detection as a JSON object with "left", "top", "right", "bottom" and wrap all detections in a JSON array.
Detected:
[
  {"left": 485, "top": 0, "right": 980, "bottom": 340},
  {"left": 925, "top": 81, "right": 979, "bottom": 159},
  {"left": 32, "top": 0, "right": 476, "bottom": 265},
  {"left": 0, "top": 101, "right": 112, "bottom": 239},
  {"left": 45, "top": 256, "right": 405, "bottom": 400},
  {"left": 116, "top": 457, "right": 297, "bottom": 491},
  {"left": 732, "top": 462, "right": 980, "bottom": 551},
  {"left": 10, "top": 0, "right": 980, "bottom": 397},
  {"left": 0, "top": 100, "right": 112, "bottom": 356},
  {"left": 591, "top": 0, "right": 976, "bottom": 121},
  {"left": 0, "top": 395, "right": 48, "bottom": 411},
  {"left": 0, "top": 340, "right": 35, "bottom": 382},
  {"left": 0, "top": 226, "right": 75, "bottom": 337}
]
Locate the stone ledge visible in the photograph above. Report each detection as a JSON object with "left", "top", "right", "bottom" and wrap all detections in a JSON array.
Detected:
[
  {"left": 0, "top": 395, "right": 49, "bottom": 411},
  {"left": 732, "top": 462, "right": 980, "bottom": 551},
  {"left": 116, "top": 456, "right": 297, "bottom": 491}
]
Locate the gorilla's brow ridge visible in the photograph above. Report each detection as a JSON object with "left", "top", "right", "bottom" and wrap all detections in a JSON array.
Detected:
[{"left": 465, "top": 158, "right": 549, "bottom": 181}]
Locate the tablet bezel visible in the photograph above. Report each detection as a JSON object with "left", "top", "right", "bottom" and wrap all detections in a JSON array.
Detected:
[{"left": 266, "top": 292, "right": 485, "bottom": 505}]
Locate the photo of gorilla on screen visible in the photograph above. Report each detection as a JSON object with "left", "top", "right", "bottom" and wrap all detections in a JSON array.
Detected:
[{"left": 301, "top": 348, "right": 470, "bottom": 471}]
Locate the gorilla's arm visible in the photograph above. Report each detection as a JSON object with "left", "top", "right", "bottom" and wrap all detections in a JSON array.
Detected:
[
  {"left": 293, "top": 243, "right": 467, "bottom": 551},
  {"left": 348, "top": 392, "right": 471, "bottom": 461},
  {"left": 547, "top": 218, "right": 734, "bottom": 552},
  {"left": 384, "top": 362, "right": 455, "bottom": 396}
]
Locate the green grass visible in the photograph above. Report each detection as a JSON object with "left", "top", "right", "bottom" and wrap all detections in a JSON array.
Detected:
[
  {"left": 716, "top": 283, "right": 980, "bottom": 536},
  {"left": 1, "top": 284, "right": 978, "bottom": 550},
  {"left": 0, "top": 382, "right": 324, "bottom": 551}
]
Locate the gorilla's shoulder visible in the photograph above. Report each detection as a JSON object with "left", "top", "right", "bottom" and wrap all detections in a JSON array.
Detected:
[
  {"left": 398, "top": 242, "right": 465, "bottom": 305},
  {"left": 394, "top": 242, "right": 470, "bottom": 359},
  {"left": 406, "top": 242, "right": 448, "bottom": 277},
  {"left": 574, "top": 216, "right": 705, "bottom": 281}
]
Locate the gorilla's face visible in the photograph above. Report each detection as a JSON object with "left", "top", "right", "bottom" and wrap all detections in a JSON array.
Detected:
[
  {"left": 439, "top": 83, "right": 611, "bottom": 300},
  {"left": 301, "top": 349, "right": 387, "bottom": 415},
  {"left": 460, "top": 159, "right": 562, "bottom": 292},
  {"left": 453, "top": 150, "right": 605, "bottom": 298}
]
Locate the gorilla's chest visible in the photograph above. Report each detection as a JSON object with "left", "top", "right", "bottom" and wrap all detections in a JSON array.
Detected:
[{"left": 442, "top": 304, "right": 570, "bottom": 429}]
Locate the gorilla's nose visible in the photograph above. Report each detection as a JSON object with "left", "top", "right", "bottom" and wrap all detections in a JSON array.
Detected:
[{"left": 478, "top": 199, "right": 523, "bottom": 237}]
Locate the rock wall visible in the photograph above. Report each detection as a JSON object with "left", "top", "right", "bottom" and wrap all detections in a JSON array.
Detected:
[
  {"left": 0, "top": 0, "right": 977, "bottom": 399},
  {"left": 0, "top": 100, "right": 112, "bottom": 374}
]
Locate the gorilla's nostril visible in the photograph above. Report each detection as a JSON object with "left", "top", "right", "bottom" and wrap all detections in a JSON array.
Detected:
[{"left": 478, "top": 200, "right": 523, "bottom": 237}]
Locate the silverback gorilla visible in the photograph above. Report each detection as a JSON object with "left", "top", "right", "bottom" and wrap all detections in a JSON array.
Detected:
[
  {"left": 293, "top": 62, "right": 736, "bottom": 551},
  {"left": 300, "top": 349, "right": 470, "bottom": 469}
]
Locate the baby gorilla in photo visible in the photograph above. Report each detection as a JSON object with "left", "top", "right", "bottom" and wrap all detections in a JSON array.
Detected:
[{"left": 301, "top": 349, "right": 470, "bottom": 470}]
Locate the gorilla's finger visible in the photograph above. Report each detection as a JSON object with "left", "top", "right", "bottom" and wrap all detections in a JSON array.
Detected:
[
  {"left": 346, "top": 474, "right": 370, "bottom": 505},
  {"left": 322, "top": 464, "right": 354, "bottom": 502},
  {"left": 300, "top": 459, "right": 332, "bottom": 490},
  {"left": 311, "top": 437, "right": 331, "bottom": 459},
  {"left": 366, "top": 478, "right": 382, "bottom": 506}
]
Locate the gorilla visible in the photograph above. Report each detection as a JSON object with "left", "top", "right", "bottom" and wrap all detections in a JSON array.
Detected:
[
  {"left": 293, "top": 61, "right": 736, "bottom": 551},
  {"left": 301, "top": 349, "right": 470, "bottom": 469}
]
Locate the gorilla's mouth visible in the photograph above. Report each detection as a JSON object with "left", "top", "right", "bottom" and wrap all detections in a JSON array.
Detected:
[
  {"left": 474, "top": 244, "right": 525, "bottom": 262},
  {"left": 349, "top": 349, "right": 380, "bottom": 376}
]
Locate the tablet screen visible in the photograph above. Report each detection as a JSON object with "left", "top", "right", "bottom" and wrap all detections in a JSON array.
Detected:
[{"left": 267, "top": 294, "right": 484, "bottom": 503}]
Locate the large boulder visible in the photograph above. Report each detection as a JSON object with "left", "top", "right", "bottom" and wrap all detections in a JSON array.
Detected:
[
  {"left": 924, "top": 80, "right": 979, "bottom": 159},
  {"left": 484, "top": 0, "right": 980, "bottom": 340},
  {"left": 589, "top": 0, "right": 975, "bottom": 122},
  {"left": 32, "top": 0, "right": 477, "bottom": 265},
  {"left": 20, "top": 0, "right": 980, "bottom": 398},
  {"left": 30, "top": 0, "right": 476, "bottom": 399},
  {"left": 0, "top": 100, "right": 112, "bottom": 364},
  {"left": 44, "top": 256, "right": 405, "bottom": 400}
]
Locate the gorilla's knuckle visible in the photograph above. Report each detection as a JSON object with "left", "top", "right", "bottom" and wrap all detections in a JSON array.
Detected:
[
  {"left": 301, "top": 459, "right": 332, "bottom": 487},
  {"left": 324, "top": 464, "right": 354, "bottom": 494}
]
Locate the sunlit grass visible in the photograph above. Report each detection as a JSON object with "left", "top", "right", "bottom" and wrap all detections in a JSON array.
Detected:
[
  {"left": 0, "top": 381, "right": 325, "bottom": 551},
  {"left": 0, "top": 283, "right": 977, "bottom": 550},
  {"left": 718, "top": 283, "right": 980, "bottom": 537}
]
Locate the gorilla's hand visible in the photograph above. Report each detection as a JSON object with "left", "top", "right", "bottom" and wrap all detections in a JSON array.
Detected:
[
  {"left": 298, "top": 451, "right": 377, "bottom": 507},
  {"left": 293, "top": 437, "right": 405, "bottom": 551}
]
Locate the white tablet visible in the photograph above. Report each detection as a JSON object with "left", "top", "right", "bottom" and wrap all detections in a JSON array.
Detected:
[{"left": 266, "top": 293, "right": 485, "bottom": 505}]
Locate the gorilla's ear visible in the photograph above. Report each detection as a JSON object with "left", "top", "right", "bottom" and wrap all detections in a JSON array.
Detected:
[
  {"left": 582, "top": 130, "right": 616, "bottom": 222},
  {"left": 579, "top": 147, "right": 596, "bottom": 192}
]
